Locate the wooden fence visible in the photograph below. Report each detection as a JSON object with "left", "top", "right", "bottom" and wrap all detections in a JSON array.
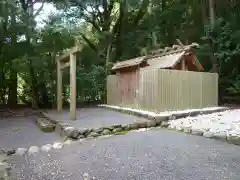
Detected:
[{"left": 107, "top": 69, "right": 218, "bottom": 112}]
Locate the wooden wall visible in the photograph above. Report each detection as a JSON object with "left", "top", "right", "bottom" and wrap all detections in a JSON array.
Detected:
[{"left": 107, "top": 69, "right": 218, "bottom": 112}]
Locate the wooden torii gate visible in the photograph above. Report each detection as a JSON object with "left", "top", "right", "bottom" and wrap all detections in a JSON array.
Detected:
[{"left": 56, "top": 46, "right": 82, "bottom": 120}]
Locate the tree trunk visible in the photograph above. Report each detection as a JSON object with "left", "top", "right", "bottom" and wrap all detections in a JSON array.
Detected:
[
  {"left": 8, "top": 12, "right": 18, "bottom": 106},
  {"left": 27, "top": 0, "right": 39, "bottom": 109},
  {"left": 0, "top": 72, "right": 6, "bottom": 104},
  {"left": 7, "top": 68, "right": 17, "bottom": 106},
  {"left": 209, "top": 0, "right": 218, "bottom": 73}
]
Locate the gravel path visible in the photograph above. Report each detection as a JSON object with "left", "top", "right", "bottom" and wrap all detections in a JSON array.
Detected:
[
  {"left": 0, "top": 116, "right": 61, "bottom": 150},
  {"left": 8, "top": 129, "right": 240, "bottom": 180},
  {"left": 46, "top": 108, "right": 143, "bottom": 129}
]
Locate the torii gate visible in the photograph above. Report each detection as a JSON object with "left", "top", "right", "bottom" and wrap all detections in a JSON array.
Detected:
[{"left": 56, "top": 45, "right": 82, "bottom": 120}]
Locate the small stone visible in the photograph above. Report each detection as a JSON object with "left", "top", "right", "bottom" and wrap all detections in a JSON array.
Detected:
[
  {"left": 175, "top": 126, "right": 183, "bottom": 132},
  {"left": 15, "top": 148, "right": 28, "bottom": 156},
  {"left": 77, "top": 135, "right": 85, "bottom": 139},
  {"left": 63, "top": 127, "right": 75, "bottom": 137},
  {"left": 128, "top": 123, "right": 138, "bottom": 130},
  {"left": 112, "top": 124, "right": 122, "bottom": 129},
  {"left": 191, "top": 128, "right": 204, "bottom": 136},
  {"left": 56, "top": 123, "right": 69, "bottom": 133},
  {"left": 88, "top": 132, "right": 100, "bottom": 138},
  {"left": 65, "top": 127, "right": 80, "bottom": 139},
  {"left": 112, "top": 128, "right": 123, "bottom": 134},
  {"left": 63, "top": 139, "right": 73, "bottom": 145},
  {"left": 78, "top": 128, "right": 90, "bottom": 135},
  {"left": 214, "top": 132, "right": 227, "bottom": 141},
  {"left": 146, "top": 121, "right": 157, "bottom": 128},
  {"left": 134, "top": 120, "right": 147, "bottom": 129},
  {"left": 135, "top": 128, "right": 147, "bottom": 132},
  {"left": 70, "top": 129, "right": 80, "bottom": 139},
  {"left": 83, "top": 172, "right": 89, "bottom": 180},
  {"left": 53, "top": 142, "right": 63, "bottom": 149},
  {"left": 6, "top": 149, "right": 16, "bottom": 156},
  {"left": 102, "top": 129, "right": 111, "bottom": 135},
  {"left": 0, "top": 154, "right": 7, "bottom": 162},
  {"left": 154, "top": 119, "right": 162, "bottom": 126},
  {"left": 227, "top": 135, "right": 240, "bottom": 145},
  {"left": 36, "top": 118, "right": 55, "bottom": 132},
  {"left": 93, "top": 127, "right": 104, "bottom": 134},
  {"left": 28, "top": 146, "right": 39, "bottom": 154},
  {"left": 203, "top": 131, "right": 214, "bottom": 138},
  {"left": 0, "top": 161, "right": 10, "bottom": 178},
  {"left": 168, "top": 124, "right": 176, "bottom": 130},
  {"left": 122, "top": 124, "right": 130, "bottom": 131},
  {"left": 104, "top": 126, "right": 114, "bottom": 131},
  {"left": 183, "top": 127, "right": 191, "bottom": 133},
  {"left": 41, "top": 144, "right": 53, "bottom": 152},
  {"left": 155, "top": 115, "right": 169, "bottom": 122},
  {"left": 161, "top": 121, "right": 169, "bottom": 128},
  {"left": 168, "top": 115, "right": 176, "bottom": 120}
]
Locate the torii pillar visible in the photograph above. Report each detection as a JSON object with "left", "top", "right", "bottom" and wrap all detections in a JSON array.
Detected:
[{"left": 56, "top": 46, "right": 81, "bottom": 120}]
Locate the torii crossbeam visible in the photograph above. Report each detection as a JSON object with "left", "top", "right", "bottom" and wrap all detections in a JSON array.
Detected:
[{"left": 56, "top": 46, "right": 82, "bottom": 120}]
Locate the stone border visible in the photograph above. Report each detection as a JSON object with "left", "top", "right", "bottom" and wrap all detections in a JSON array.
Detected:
[
  {"left": 98, "top": 105, "right": 240, "bottom": 146},
  {"left": 37, "top": 105, "right": 229, "bottom": 141},
  {"left": 36, "top": 118, "right": 56, "bottom": 132},
  {"left": 2, "top": 105, "right": 231, "bottom": 158},
  {"left": 5, "top": 105, "right": 240, "bottom": 160},
  {"left": 98, "top": 104, "right": 229, "bottom": 120},
  {"left": 9, "top": 121, "right": 168, "bottom": 158},
  {"left": 0, "top": 151, "right": 10, "bottom": 179},
  {"left": 169, "top": 123, "right": 240, "bottom": 146}
]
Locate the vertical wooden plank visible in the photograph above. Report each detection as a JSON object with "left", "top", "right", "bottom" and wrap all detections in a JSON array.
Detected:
[
  {"left": 156, "top": 69, "right": 161, "bottom": 112},
  {"left": 215, "top": 73, "right": 219, "bottom": 106},
  {"left": 57, "top": 60, "right": 62, "bottom": 112},
  {"left": 181, "top": 59, "right": 185, "bottom": 70},
  {"left": 70, "top": 53, "right": 76, "bottom": 120},
  {"left": 199, "top": 72, "right": 203, "bottom": 108}
]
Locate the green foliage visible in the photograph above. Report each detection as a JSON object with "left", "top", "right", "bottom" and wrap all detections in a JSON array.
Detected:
[
  {"left": 200, "top": 18, "right": 240, "bottom": 97},
  {"left": 1, "top": 0, "right": 240, "bottom": 107}
]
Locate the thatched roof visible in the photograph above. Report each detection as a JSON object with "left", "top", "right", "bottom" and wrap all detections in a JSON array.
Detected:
[
  {"left": 111, "top": 56, "right": 147, "bottom": 70},
  {"left": 111, "top": 42, "right": 202, "bottom": 71}
]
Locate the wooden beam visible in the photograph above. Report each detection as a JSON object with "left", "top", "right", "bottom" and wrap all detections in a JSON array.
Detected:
[
  {"left": 60, "top": 62, "right": 70, "bottom": 69},
  {"left": 71, "top": 46, "right": 82, "bottom": 54},
  {"left": 56, "top": 46, "right": 82, "bottom": 62},
  {"left": 181, "top": 58, "right": 186, "bottom": 70},
  {"left": 57, "top": 60, "right": 62, "bottom": 112},
  {"left": 70, "top": 52, "right": 76, "bottom": 120},
  {"left": 56, "top": 51, "right": 70, "bottom": 62}
]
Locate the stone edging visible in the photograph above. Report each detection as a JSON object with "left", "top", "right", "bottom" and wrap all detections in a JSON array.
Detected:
[
  {"left": 38, "top": 110, "right": 168, "bottom": 140},
  {"left": 98, "top": 104, "right": 230, "bottom": 120},
  {"left": 168, "top": 123, "right": 240, "bottom": 146},
  {"left": 2, "top": 105, "right": 237, "bottom": 161},
  {"left": 2, "top": 106, "right": 231, "bottom": 158},
  {"left": 0, "top": 151, "right": 10, "bottom": 179},
  {"left": 37, "top": 105, "right": 229, "bottom": 142},
  {"left": 98, "top": 105, "right": 240, "bottom": 146}
]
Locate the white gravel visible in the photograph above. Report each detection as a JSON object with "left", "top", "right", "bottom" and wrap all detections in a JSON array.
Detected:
[
  {"left": 41, "top": 144, "right": 53, "bottom": 152},
  {"left": 28, "top": 146, "right": 40, "bottom": 154},
  {"left": 169, "top": 109, "right": 240, "bottom": 137},
  {"left": 53, "top": 142, "right": 63, "bottom": 149},
  {"left": 15, "top": 148, "right": 28, "bottom": 156}
]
